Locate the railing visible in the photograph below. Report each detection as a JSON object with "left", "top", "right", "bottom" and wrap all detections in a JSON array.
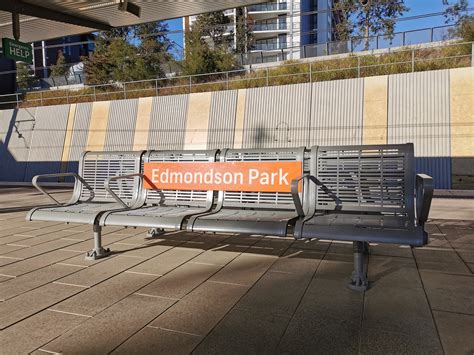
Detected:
[
  {"left": 0, "top": 41, "right": 471, "bottom": 109},
  {"left": 251, "top": 23, "right": 288, "bottom": 31},
  {"left": 248, "top": 2, "right": 288, "bottom": 12},
  {"left": 243, "top": 24, "right": 459, "bottom": 65},
  {"left": 253, "top": 42, "right": 288, "bottom": 50}
]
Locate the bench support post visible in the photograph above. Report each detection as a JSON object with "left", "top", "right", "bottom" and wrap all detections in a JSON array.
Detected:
[
  {"left": 147, "top": 228, "right": 165, "bottom": 239},
  {"left": 85, "top": 224, "right": 111, "bottom": 260},
  {"left": 348, "top": 241, "right": 368, "bottom": 292}
]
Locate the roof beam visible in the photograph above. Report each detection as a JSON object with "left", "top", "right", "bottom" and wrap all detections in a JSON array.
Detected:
[{"left": 0, "top": 0, "right": 112, "bottom": 32}]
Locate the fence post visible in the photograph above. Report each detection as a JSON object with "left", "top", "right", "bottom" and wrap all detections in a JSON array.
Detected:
[
  {"left": 303, "top": 45, "right": 307, "bottom": 59},
  {"left": 123, "top": 83, "right": 127, "bottom": 99},
  {"left": 472, "top": 43, "right": 474, "bottom": 67},
  {"left": 155, "top": 80, "right": 159, "bottom": 96},
  {"left": 411, "top": 50, "right": 415, "bottom": 72},
  {"left": 16, "top": 93, "right": 19, "bottom": 108},
  {"left": 40, "top": 91, "right": 43, "bottom": 106},
  {"left": 309, "top": 63, "right": 312, "bottom": 83},
  {"left": 326, "top": 42, "right": 330, "bottom": 55},
  {"left": 357, "top": 56, "right": 361, "bottom": 78},
  {"left": 226, "top": 72, "right": 229, "bottom": 90},
  {"left": 266, "top": 68, "right": 269, "bottom": 86},
  {"left": 189, "top": 76, "right": 192, "bottom": 94},
  {"left": 93, "top": 86, "right": 97, "bottom": 101},
  {"left": 66, "top": 90, "right": 69, "bottom": 104},
  {"left": 430, "top": 28, "right": 434, "bottom": 42},
  {"left": 402, "top": 32, "right": 406, "bottom": 46}
]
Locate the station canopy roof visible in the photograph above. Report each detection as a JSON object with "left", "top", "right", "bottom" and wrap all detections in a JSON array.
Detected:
[{"left": 0, "top": 0, "right": 263, "bottom": 43}]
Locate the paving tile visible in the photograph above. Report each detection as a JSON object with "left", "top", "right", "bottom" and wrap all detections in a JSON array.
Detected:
[
  {"left": 433, "top": 310, "right": 474, "bottom": 355},
  {"left": 128, "top": 247, "right": 203, "bottom": 276},
  {"left": 0, "top": 243, "right": 26, "bottom": 255},
  {"left": 0, "top": 264, "right": 84, "bottom": 301},
  {"left": 138, "top": 262, "right": 222, "bottom": 299},
  {"left": 0, "top": 249, "right": 82, "bottom": 277},
  {"left": 16, "top": 223, "right": 71, "bottom": 237},
  {"left": 359, "top": 327, "right": 443, "bottom": 354},
  {"left": 414, "top": 247, "right": 471, "bottom": 274},
  {"left": 61, "top": 233, "right": 136, "bottom": 252},
  {"left": 0, "top": 256, "right": 23, "bottom": 267},
  {"left": 150, "top": 281, "right": 248, "bottom": 336},
  {"left": 112, "top": 326, "right": 202, "bottom": 355},
  {"left": 275, "top": 248, "right": 324, "bottom": 274},
  {"left": 0, "top": 283, "right": 84, "bottom": 330},
  {"left": 224, "top": 234, "right": 262, "bottom": 246},
  {"left": 0, "top": 234, "right": 33, "bottom": 246},
  {"left": 368, "top": 254, "right": 422, "bottom": 290},
  {"left": 469, "top": 263, "right": 474, "bottom": 273},
  {"left": 56, "top": 255, "right": 146, "bottom": 287},
  {"left": 3, "top": 238, "right": 83, "bottom": 259},
  {"left": 362, "top": 285, "right": 438, "bottom": 337},
  {"left": 189, "top": 243, "right": 247, "bottom": 266},
  {"left": 209, "top": 253, "right": 276, "bottom": 286},
  {"left": 0, "top": 226, "right": 35, "bottom": 238},
  {"left": 290, "top": 238, "right": 331, "bottom": 252},
  {"left": 421, "top": 271, "right": 474, "bottom": 315},
  {"left": 451, "top": 242, "right": 474, "bottom": 263},
  {"left": 109, "top": 239, "right": 181, "bottom": 259},
  {"left": 40, "top": 294, "right": 175, "bottom": 354},
  {"left": 246, "top": 237, "right": 293, "bottom": 256},
  {"left": 52, "top": 272, "right": 157, "bottom": 316},
  {"left": 369, "top": 243, "right": 413, "bottom": 258},
  {"left": 0, "top": 275, "right": 14, "bottom": 283},
  {"left": 0, "top": 309, "right": 87, "bottom": 354},
  {"left": 194, "top": 308, "right": 290, "bottom": 355},
  {"left": 14, "top": 230, "right": 86, "bottom": 246}
]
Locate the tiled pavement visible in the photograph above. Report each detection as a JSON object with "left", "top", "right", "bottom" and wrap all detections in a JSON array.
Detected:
[{"left": 0, "top": 188, "right": 473, "bottom": 354}]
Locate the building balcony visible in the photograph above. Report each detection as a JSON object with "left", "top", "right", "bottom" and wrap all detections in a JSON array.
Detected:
[
  {"left": 251, "top": 42, "right": 288, "bottom": 51},
  {"left": 247, "top": 2, "right": 289, "bottom": 14},
  {"left": 251, "top": 23, "right": 288, "bottom": 31}
]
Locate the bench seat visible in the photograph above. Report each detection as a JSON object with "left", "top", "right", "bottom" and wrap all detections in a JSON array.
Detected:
[
  {"left": 296, "top": 213, "right": 425, "bottom": 246},
  {"left": 100, "top": 205, "right": 209, "bottom": 230},
  {"left": 28, "top": 202, "right": 127, "bottom": 225},
  {"left": 191, "top": 209, "right": 298, "bottom": 236}
]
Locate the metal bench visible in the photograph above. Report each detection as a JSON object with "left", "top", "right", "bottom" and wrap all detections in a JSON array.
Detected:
[
  {"left": 291, "top": 144, "right": 434, "bottom": 291},
  {"left": 99, "top": 150, "right": 218, "bottom": 235},
  {"left": 187, "top": 147, "right": 307, "bottom": 237},
  {"left": 27, "top": 151, "right": 145, "bottom": 260}
]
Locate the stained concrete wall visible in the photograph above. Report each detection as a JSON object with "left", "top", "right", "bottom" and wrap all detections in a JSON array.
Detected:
[{"left": 0, "top": 67, "right": 472, "bottom": 189}]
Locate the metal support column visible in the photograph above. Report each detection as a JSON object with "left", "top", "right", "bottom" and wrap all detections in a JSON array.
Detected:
[
  {"left": 348, "top": 241, "right": 368, "bottom": 291},
  {"left": 85, "top": 224, "right": 111, "bottom": 260}
]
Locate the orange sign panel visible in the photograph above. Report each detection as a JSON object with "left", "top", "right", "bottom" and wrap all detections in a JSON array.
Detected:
[{"left": 143, "top": 161, "right": 302, "bottom": 193}]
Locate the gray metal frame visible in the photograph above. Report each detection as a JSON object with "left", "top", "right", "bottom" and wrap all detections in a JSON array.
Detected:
[
  {"left": 27, "top": 150, "right": 146, "bottom": 260},
  {"left": 188, "top": 147, "right": 307, "bottom": 236},
  {"left": 290, "top": 143, "right": 434, "bottom": 291},
  {"left": 99, "top": 149, "right": 218, "bottom": 232}
]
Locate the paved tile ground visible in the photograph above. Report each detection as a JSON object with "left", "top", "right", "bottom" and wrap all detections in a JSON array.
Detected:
[{"left": 0, "top": 188, "right": 473, "bottom": 354}]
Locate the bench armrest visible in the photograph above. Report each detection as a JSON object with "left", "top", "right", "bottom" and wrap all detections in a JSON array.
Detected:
[
  {"left": 291, "top": 175, "right": 314, "bottom": 217},
  {"left": 416, "top": 174, "right": 434, "bottom": 225},
  {"left": 32, "top": 173, "right": 93, "bottom": 206},
  {"left": 105, "top": 173, "right": 144, "bottom": 209}
]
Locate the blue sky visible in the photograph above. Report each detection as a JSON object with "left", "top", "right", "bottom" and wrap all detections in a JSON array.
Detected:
[{"left": 163, "top": 0, "right": 472, "bottom": 50}]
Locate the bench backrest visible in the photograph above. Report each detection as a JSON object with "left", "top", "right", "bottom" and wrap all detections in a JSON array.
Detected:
[
  {"left": 308, "top": 144, "right": 415, "bottom": 219},
  {"left": 144, "top": 150, "right": 218, "bottom": 208},
  {"left": 77, "top": 151, "right": 144, "bottom": 203},
  {"left": 218, "top": 147, "right": 306, "bottom": 210}
]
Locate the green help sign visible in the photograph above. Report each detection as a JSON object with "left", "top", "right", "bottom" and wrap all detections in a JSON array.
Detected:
[{"left": 2, "top": 38, "right": 33, "bottom": 64}]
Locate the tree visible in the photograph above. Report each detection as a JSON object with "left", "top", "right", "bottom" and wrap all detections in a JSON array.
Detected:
[
  {"left": 235, "top": 7, "right": 254, "bottom": 53},
  {"left": 195, "top": 11, "right": 231, "bottom": 48},
  {"left": 334, "top": 0, "right": 409, "bottom": 49},
  {"left": 16, "top": 62, "right": 35, "bottom": 91},
  {"left": 443, "top": 0, "right": 474, "bottom": 41},
  {"left": 50, "top": 50, "right": 70, "bottom": 78},
  {"left": 182, "top": 12, "right": 238, "bottom": 76}
]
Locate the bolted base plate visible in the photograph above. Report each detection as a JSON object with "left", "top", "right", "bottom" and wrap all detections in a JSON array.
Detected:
[
  {"left": 85, "top": 247, "right": 111, "bottom": 261},
  {"left": 146, "top": 228, "right": 165, "bottom": 239},
  {"left": 347, "top": 271, "right": 369, "bottom": 292}
]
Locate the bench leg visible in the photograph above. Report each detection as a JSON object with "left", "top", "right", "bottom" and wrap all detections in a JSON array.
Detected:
[
  {"left": 85, "top": 224, "right": 111, "bottom": 260},
  {"left": 348, "top": 241, "right": 368, "bottom": 292},
  {"left": 147, "top": 228, "right": 165, "bottom": 238}
]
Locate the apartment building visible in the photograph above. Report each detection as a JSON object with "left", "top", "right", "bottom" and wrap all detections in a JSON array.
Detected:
[{"left": 184, "top": 0, "right": 341, "bottom": 63}]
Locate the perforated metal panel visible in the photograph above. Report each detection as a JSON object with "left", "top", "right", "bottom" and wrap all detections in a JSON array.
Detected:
[
  {"left": 314, "top": 144, "right": 414, "bottom": 216},
  {"left": 67, "top": 103, "right": 93, "bottom": 173},
  {"left": 79, "top": 151, "right": 143, "bottom": 203},
  {"left": 243, "top": 83, "right": 312, "bottom": 148},
  {"left": 207, "top": 90, "right": 238, "bottom": 149},
  {"left": 222, "top": 147, "right": 306, "bottom": 209},
  {"left": 147, "top": 95, "right": 188, "bottom": 150},
  {"left": 145, "top": 150, "right": 217, "bottom": 207},
  {"left": 310, "top": 79, "right": 363, "bottom": 146},
  {"left": 104, "top": 99, "right": 138, "bottom": 151},
  {"left": 0, "top": 108, "right": 36, "bottom": 182},
  {"left": 24, "top": 105, "right": 70, "bottom": 181}
]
